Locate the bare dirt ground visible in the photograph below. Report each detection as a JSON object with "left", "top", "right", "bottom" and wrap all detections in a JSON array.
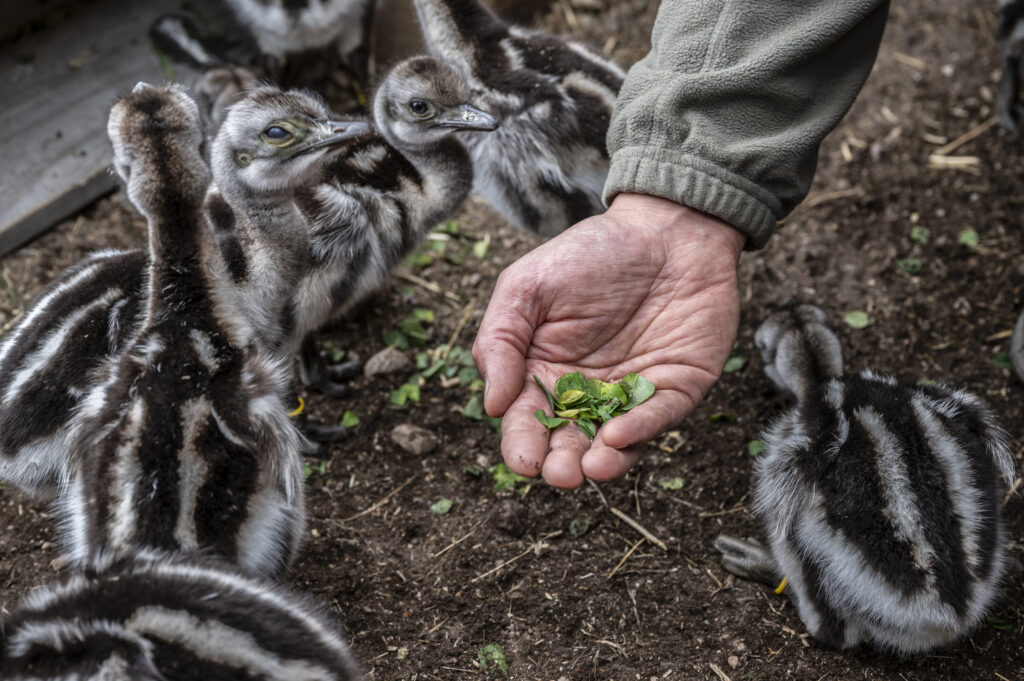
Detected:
[{"left": 1, "top": 0, "right": 1022, "bottom": 679}]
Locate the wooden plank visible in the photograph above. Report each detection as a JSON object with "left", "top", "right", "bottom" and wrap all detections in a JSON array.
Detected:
[{"left": 0, "top": 0, "right": 196, "bottom": 257}]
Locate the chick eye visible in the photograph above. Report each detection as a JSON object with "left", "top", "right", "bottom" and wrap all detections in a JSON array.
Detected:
[
  {"left": 408, "top": 100, "right": 432, "bottom": 117},
  {"left": 261, "top": 123, "right": 299, "bottom": 146}
]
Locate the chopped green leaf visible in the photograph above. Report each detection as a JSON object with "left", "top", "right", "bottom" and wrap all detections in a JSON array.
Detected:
[
  {"left": 709, "top": 412, "right": 736, "bottom": 424},
  {"left": 896, "top": 257, "right": 923, "bottom": 275},
  {"left": 390, "top": 381, "right": 421, "bottom": 407},
  {"left": 399, "top": 318, "right": 429, "bottom": 346},
  {"left": 430, "top": 498, "right": 453, "bottom": 515},
  {"left": 554, "top": 372, "right": 588, "bottom": 396},
  {"left": 435, "top": 221, "right": 460, "bottom": 235},
  {"left": 569, "top": 517, "right": 591, "bottom": 537},
  {"left": 473, "top": 234, "right": 491, "bottom": 260},
  {"left": 723, "top": 356, "right": 747, "bottom": 373},
  {"left": 464, "top": 466, "right": 482, "bottom": 477},
  {"left": 413, "top": 307, "right": 435, "bottom": 323},
  {"left": 477, "top": 643, "right": 508, "bottom": 675},
  {"left": 340, "top": 411, "right": 359, "bottom": 428},
  {"left": 490, "top": 463, "right": 528, "bottom": 493},
  {"left": 910, "top": 225, "right": 931, "bottom": 244},
  {"left": 993, "top": 351, "right": 1013, "bottom": 370},
  {"left": 660, "top": 477, "right": 685, "bottom": 490},
  {"left": 382, "top": 329, "right": 409, "bottom": 350},
  {"left": 843, "top": 310, "right": 871, "bottom": 329},
  {"left": 958, "top": 228, "right": 980, "bottom": 248},
  {"left": 321, "top": 341, "right": 346, "bottom": 364},
  {"left": 462, "top": 395, "right": 484, "bottom": 420},
  {"left": 621, "top": 373, "right": 656, "bottom": 410},
  {"left": 457, "top": 366, "right": 480, "bottom": 385},
  {"left": 534, "top": 410, "right": 567, "bottom": 429},
  {"left": 748, "top": 440, "right": 766, "bottom": 457},
  {"left": 533, "top": 375, "right": 558, "bottom": 411},
  {"left": 576, "top": 418, "right": 597, "bottom": 439},
  {"left": 985, "top": 614, "right": 1014, "bottom": 631},
  {"left": 558, "top": 389, "right": 586, "bottom": 406},
  {"left": 916, "top": 378, "right": 939, "bottom": 386}
]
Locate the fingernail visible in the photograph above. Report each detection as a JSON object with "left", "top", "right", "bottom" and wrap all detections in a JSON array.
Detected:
[{"left": 484, "top": 377, "right": 490, "bottom": 400}]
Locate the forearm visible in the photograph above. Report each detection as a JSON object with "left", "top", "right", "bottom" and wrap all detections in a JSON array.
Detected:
[{"left": 603, "top": 0, "right": 890, "bottom": 248}]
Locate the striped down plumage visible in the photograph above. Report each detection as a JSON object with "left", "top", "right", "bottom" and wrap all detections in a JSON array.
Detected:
[
  {"left": 742, "top": 305, "right": 1017, "bottom": 655},
  {"left": 412, "top": 0, "right": 625, "bottom": 236},
  {"left": 0, "top": 550, "right": 364, "bottom": 680},
  {"left": 0, "top": 249, "right": 146, "bottom": 498},
  {"left": 53, "top": 84, "right": 309, "bottom": 579}
]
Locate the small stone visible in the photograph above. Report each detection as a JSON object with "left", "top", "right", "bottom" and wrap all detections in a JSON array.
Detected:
[
  {"left": 728, "top": 655, "right": 739, "bottom": 669},
  {"left": 391, "top": 424, "right": 439, "bottom": 455},
  {"left": 364, "top": 346, "right": 411, "bottom": 377}
]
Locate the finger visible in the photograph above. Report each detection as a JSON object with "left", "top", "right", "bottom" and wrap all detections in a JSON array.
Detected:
[
  {"left": 499, "top": 385, "right": 551, "bottom": 478},
  {"left": 540, "top": 423, "right": 593, "bottom": 489},
  {"left": 472, "top": 273, "right": 540, "bottom": 418},
  {"left": 580, "top": 439, "right": 643, "bottom": 482},
  {"left": 600, "top": 388, "right": 699, "bottom": 449}
]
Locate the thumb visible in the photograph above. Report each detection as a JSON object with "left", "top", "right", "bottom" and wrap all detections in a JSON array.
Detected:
[{"left": 472, "top": 270, "right": 541, "bottom": 417}]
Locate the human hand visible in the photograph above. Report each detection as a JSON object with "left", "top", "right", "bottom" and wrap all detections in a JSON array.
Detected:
[{"left": 472, "top": 193, "right": 746, "bottom": 489}]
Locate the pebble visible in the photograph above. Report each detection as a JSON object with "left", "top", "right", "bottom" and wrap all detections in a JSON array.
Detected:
[
  {"left": 364, "top": 346, "right": 411, "bottom": 377},
  {"left": 391, "top": 423, "right": 439, "bottom": 455}
]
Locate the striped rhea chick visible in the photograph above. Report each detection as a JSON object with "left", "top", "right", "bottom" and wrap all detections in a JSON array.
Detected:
[
  {"left": 0, "top": 549, "right": 364, "bottom": 680},
  {"left": 222, "top": 0, "right": 376, "bottom": 88},
  {"left": 282, "top": 56, "right": 498, "bottom": 398},
  {"left": 0, "top": 250, "right": 146, "bottom": 499},
  {"left": 411, "top": 0, "right": 625, "bottom": 237},
  {"left": 715, "top": 304, "right": 1018, "bottom": 655},
  {"left": 54, "top": 84, "right": 341, "bottom": 580}
]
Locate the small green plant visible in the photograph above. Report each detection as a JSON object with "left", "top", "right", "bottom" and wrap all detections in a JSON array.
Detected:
[
  {"left": 896, "top": 257, "right": 923, "bottom": 275},
  {"left": 958, "top": 228, "right": 980, "bottom": 248},
  {"left": 910, "top": 225, "right": 931, "bottom": 244},
  {"left": 382, "top": 308, "right": 436, "bottom": 349},
  {"left": 404, "top": 222, "right": 494, "bottom": 270},
  {"left": 747, "top": 440, "right": 766, "bottom": 457},
  {"left": 477, "top": 643, "right": 509, "bottom": 675},
  {"left": 340, "top": 411, "right": 360, "bottom": 428},
  {"left": 993, "top": 351, "right": 1013, "bottom": 370},
  {"left": 533, "top": 371, "right": 655, "bottom": 439}
]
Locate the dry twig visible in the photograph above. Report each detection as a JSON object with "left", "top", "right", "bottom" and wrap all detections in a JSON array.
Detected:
[
  {"left": 610, "top": 507, "right": 667, "bottom": 550},
  {"left": 332, "top": 475, "right": 416, "bottom": 524},
  {"left": 607, "top": 538, "right": 644, "bottom": 579}
]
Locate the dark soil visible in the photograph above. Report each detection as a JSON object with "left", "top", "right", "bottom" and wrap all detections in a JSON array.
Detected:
[{"left": 1, "top": 0, "right": 1022, "bottom": 679}]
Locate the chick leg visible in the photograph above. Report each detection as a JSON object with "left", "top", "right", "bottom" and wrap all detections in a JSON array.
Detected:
[{"left": 714, "top": 534, "right": 782, "bottom": 587}]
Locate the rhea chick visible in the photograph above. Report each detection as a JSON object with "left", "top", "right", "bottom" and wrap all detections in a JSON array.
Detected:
[
  {"left": 280, "top": 56, "right": 499, "bottom": 399},
  {"left": 0, "top": 549, "right": 364, "bottom": 680},
  {"left": 998, "top": 0, "right": 1024, "bottom": 131},
  {"left": 58, "top": 85, "right": 364, "bottom": 579},
  {"left": 715, "top": 304, "right": 1017, "bottom": 656},
  {"left": 222, "top": 0, "right": 376, "bottom": 90},
  {"left": 411, "top": 0, "right": 624, "bottom": 236}
]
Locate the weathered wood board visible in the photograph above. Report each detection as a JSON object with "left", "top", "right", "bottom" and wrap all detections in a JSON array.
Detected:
[{"left": 0, "top": 0, "right": 196, "bottom": 257}]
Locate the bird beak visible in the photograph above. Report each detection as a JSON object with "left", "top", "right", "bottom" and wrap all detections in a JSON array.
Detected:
[
  {"left": 436, "top": 105, "right": 499, "bottom": 131},
  {"left": 297, "top": 120, "right": 372, "bottom": 154}
]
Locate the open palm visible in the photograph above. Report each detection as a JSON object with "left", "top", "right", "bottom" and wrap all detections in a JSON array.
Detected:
[{"left": 473, "top": 193, "right": 746, "bottom": 488}]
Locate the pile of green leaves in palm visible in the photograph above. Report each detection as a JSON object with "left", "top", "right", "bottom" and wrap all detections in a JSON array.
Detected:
[{"left": 533, "top": 372, "right": 655, "bottom": 439}]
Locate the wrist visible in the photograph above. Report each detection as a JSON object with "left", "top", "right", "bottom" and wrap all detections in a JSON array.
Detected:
[{"left": 607, "top": 193, "right": 748, "bottom": 261}]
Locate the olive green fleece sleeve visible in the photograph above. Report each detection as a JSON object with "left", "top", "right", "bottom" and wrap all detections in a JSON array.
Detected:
[{"left": 603, "top": 0, "right": 890, "bottom": 248}]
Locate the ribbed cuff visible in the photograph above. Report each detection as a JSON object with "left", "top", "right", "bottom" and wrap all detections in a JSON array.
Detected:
[{"left": 602, "top": 146, "right": 781, "bottom": 249}]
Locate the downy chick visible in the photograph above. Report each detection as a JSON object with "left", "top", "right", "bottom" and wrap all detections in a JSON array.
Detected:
[
  {"left": 0, "top": 549, "right": 364, "bottom": 680},
  {"left": 0, "top": 86, "right": 365, "bottom": 498},
  {"left": 281, "top": 56, "right": 499, "bottom": 398},
  {"left": 715, "top": 304, "right": 1017, "bottom": 655},
  {"left": 411, "top": 0, "right": 624, "bottom": 236},
  {"left": 58, "top": 84, "right": 365, "bottom": 579},
  {"left": 222, "top": 0, "right": 376, "bottom": 89}
]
